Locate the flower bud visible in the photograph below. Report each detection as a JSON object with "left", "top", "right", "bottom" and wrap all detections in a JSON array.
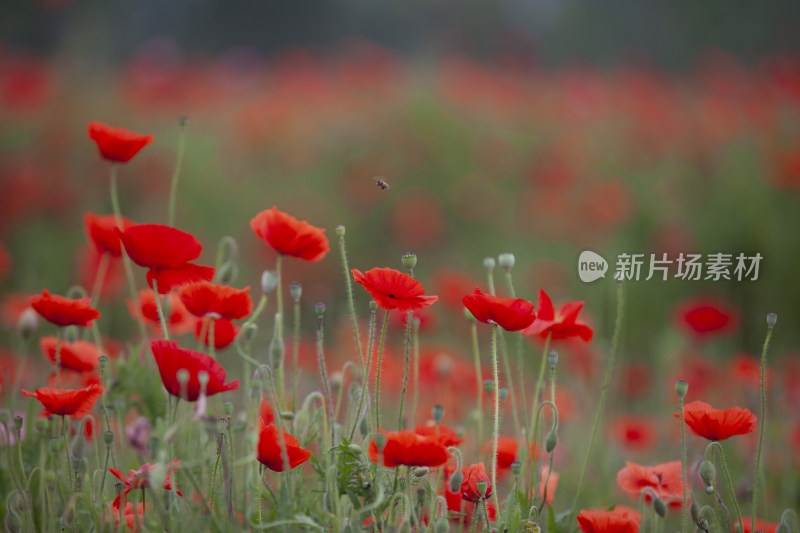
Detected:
[
  {"left": 315, "top": 303, "right": 326, "bottom": 317},
  {"left": 776, "top": 521, "right": 790, "bottom": 533},
  {"left": 402, "top": 252, "right": 417, "bottom": 271},
  {"left": 413, "top": 467, "right": 429, "bottom": 478},
  {"left": 335, "top": 225, "right": 346, "bottom": 237},
  {"left": 483, "top": 380, "right": 495, "bottom": 394},
  {"left": 511, "top": 461, "right": 522, "bottom": 477},
  {"left": 369, "top": 300, "right": 377, "bottom": 311},
  {"left": 244, "top": 324, "right": 258, "bottom": 342},
  {"left": 374, "top": 433, "right": 387, "bottom": 451},
  {"left": 359, "top": 416, "right": 369, "bottom": 438},
  {"left": 223, "top": 402, "right": 234, "bottom": 417},
  {"left": 548, "top": 350, "right": 559, "bottom": 367},
  {"left": 64, "top": 326, "right": 79, "bottom": 343},
  {"left": 483, "top": 257, "right": 496, "bottom": 271},
  {"left": 260, "top": 270, "right": 279, "bottom": 293},
  {"left": 766, "top": 313, "right": 777, "bottom": 328},
  {"left": 71, "top": 434, "right": 86, "bottom": 460},
  {"left": 435, "top": 517, "right": 450, "bottom": 533},
  {"left": 98, "top": 354, "right": 108, "bottom": 370},
  {"left": 347, "top": 444, "right": 363, "bottom": 456},
  {"left": 464, "top": 308, "right": 476, "bottom": 323},
  {"left": 697, "top": 517, "right": 710, "bottom": 532},
  {"left": 14, "top": 415, "right": 23, "bottom": 432},
  {"left": 34, "top": 418, "right": 49, "bottom": 433},
  {"left": 289, "top": 282, "right": 302, "bottom": 302},
  {"left": 498, "top": 253, "right": 515, "bottom": 270},
  {"left": 17, "top": 308, "right": 39, "bottom": 339},
  {"left": 432, "top": 404, "right": 445, "bottom": 424},
  {"left": 675, "top": 379, "right": 688, "bottom": 399},
  {"left": 699, "top": 460, "right": 716, "bottom": 487},
  {"left": 104, "top": 430, "right": 114, "bottom": 446},
  {"left": 269, "top": 334, "right": 284, "bottom": 370},
  {"left": 449, "top": 470, "right": 463, "bottom": 493},
  {"left": 545, "top": 431, "right": 558, "bottom": 453},
  {"left": 691, "top": 500, "right": 700, "bottom": 523},
  {"left": 280, "top": 411, "right": 294, "bottom": 421},
  {"left": 476, "top": 479, "right": 489, "bottom": 498},
  {"left": 653, "top": 496, "right": 667, "bottom": 518},
  {"left": 217, "top": 262, "right": 238, "bottom": 285},
  {"left": 498, "top": 388, "right": 509, "bottom": 402}
]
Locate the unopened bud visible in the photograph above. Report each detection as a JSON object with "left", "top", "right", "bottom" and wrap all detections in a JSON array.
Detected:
[
  {"left": 476, "top": 479, "right": 489, "bottom": 498},
  {"left": 374, "top": 433, "right": 387, "bottom": 451},
  {"left": 653, "top": 496, "right": 666, "bottom": 518},
  {"left": 435, "top": 517, "right": 450, "bottom": 533},
  {"left": 71, "top": 434, "right": 86, "bottom": 460},
  {"left": 449, "top": 471, "right": 463, "bottom": 493},
  {"left": 699, "top": 460, "right": 716, "bottom": 487},
  {"left": 335, "top": 225, "right": 345, "bottom": 237},
  {"left": 244, "top": 324, "right": 258, "bottom": 342},
  {"left": 413, "top": 467, "right": 429, "bottom": 477},
  {"left": 697, "top": 517, "right": 709, "bottom": 532},
  {"left": 64, "top": 326, "right": 79, "bottom": 343},
  {"left": 280, "top": 411, "right": 294, "bottom": 421},
  {"left": 223, "top": 402, "right": 234, "bottom": 417},
  {"left": 104, "top": 431, "right": 114, "bottom": 446},
  {"left": 675, "top": 379, "right": 688, "bottom": 399},
  {"left": 260, "top": 270, "right": 279, "bottom": 293},
  {"left": 483, "top": 257, "right": 496, "bottom": 271},
  {"left": 34, "top": 418, "right": 49, "bottom": 433},
  {"left": 498, "top": 253, "right": 515, "bottom": 270},
  {"left": 511, "top": 461, "right": 522, "bottom": 477},
  {"left": 548, "top": 350, "right": 559, "bottom": 367},
  {"left": 17, "top": 308, "right": 39, "bottom": 339},
  {"left": 483, "top": 380, "right": 495, "bottom": 394},
  {"left": 315, "top": 303, "right": 326, "bottom": 317},
  {"left": 464, "top": 308, "right": 476, "bottom": 323},
  {"left": 498, "top": 388, "right": 509, "bottom": 402},
  {"left": 217, "top": 262, "right": 238, "bottom": 285},
  {"left": 432, "top": 404, "right": 445, "bottom": 424},
  {"left": 14, "top": 415, "right": 23, "bottom": 432},
  {"left": 98, "top": 354, "right": 108, "bottom": 369},
  {"left": 402, "top": 252, "right": 417, "bottom": 271},
  {"left": 289, "top": 282, "right": 302, "bottom": 302},
  {"left": 776, "top": 521, "right": 790, "bottom": 533},
  {"left": 347, "top": 444, "right": 363, "bottom": 456},
  {"left": 691, "top": 501, "right": 700, "bottom": 523},
  {"left": 766, "top": 313, "right": 777, "bottom": 328},
  {"left": 545, "top": 431, "right": 558, "bottom": 453}
]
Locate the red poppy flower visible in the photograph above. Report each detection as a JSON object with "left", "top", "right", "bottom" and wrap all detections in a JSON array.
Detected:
[
  {"left": 414, "top": 422, "right": 465, "bottom": 447},
  {"left": 84, "top": 212, "right": 135, "bottom": 257},
  {"left": 250, "top": 206, "right": 329, "bottom": 262},
  {"left": 729, "top": 353, "right": 768, "bottom": 388},
  {"left": 150, "top": 340, "right": 239, "bottom": 401},
  {"left": 352, "top": 267, "right": 438, "bottom": 312},
  {"left": 740, "top": 519, "right": 779, "bottom": 533},
  {"left": 617, "top": 461, "right": 687, "bottom": 507},
  {"left": 111, "top": 502, "right": 150, "bottom": 532},
  {"left": 40, "top": 336, "right": 100, "bottom": 373},
  {"left": 22, "top": 383, "right": 103, "bottom": 418},
  {"left": 462, "top": 288, "right": 536, "bottom": 332},
  {"left": 256, "top": 423, "right": 312, "bottom": 472},
  {"left": 194, "top": 317, "right": 239, "bottom": 350},
  {"left": 522, "top": 289, "right": 593, "bottom": 341},
  {"left": 610, "top": 417, "right": 657, "bottom": 453},
  {"left": 461, "top": 462, "right": 492, "bottom": 502},
  {"left": 577, "top": 507, "right": 641, "bottom": 533},
  {"left": 259, "top": 398, "right": 275, "bottom": 428},
  {"left": 29, "top": 289, "right": 100, "bottom": 328},
  {"left": 677, "top": 401, "right": 757, "bottom": 441},
  {"left": 675, "top": 298, "right": 739, "bottom": 337},
  {"left": 539, "top": 466, "right": 560, "bottom": 505},
  {"left": 368, "top": 430, "right": 450, "bottom": 467},
  {"left": 116, "top": 224, "right": 215, "bottom": 294},
  {"left": 78, "top": 247, "right": 125, "bottom": 301},
  {"left": 127, "top": 289, "right": 195, "bottom": 336},
  {"left": 88, "top": 121, "right": 153, "bottom": 163},
  {"left": 432, "top": 270, "right": 482, "bottom": 311},
  {"left": 109, "top": 460, "right": 182, "bottom": 509},
  {"left": 483, "top": 436, "right": 518, "bottom": 471},
  {"left": 46, "top": 369, "right": 101, "bottom": 389},
  {"left": 178, "top": 282, "right": 252, "bottom": 320}
]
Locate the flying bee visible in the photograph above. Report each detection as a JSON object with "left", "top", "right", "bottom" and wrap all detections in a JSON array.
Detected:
[{"left": 373, "top": 177, "right": 390, "bottom": 190}]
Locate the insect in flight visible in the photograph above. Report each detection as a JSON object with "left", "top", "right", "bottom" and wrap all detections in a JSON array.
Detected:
[{"left": 373, "top": 177, "right": 390, "bottom": 190}]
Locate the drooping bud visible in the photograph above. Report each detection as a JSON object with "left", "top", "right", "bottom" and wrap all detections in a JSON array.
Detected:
[
  {"left": 347, "top": 444, "right": 362, "bottom": 456},
  {"left": 70, "top": 433, "right": 86, "bottom": 460},
  {"left": 432, "top": 404, "right": 445, "bottom": 424},
  {"left": 413, "top": 467, "right": 429, "bottom": 478},
  {"left": 483, "top": 257, "right": 496, "bottom": 272},
  {"left": 699, "top": 460, "right": 716, "bottom": 487},
  {"left": 766, "top": 313, "right": 777, "bottom": 329},
  {"left": 449, "top": 470, "right": 463, "bottom": 493},
  {"left": 675, "top": 379, "right": 688, "bottom": 399},
  {"left": 697, "top": 517, "right": 709, "bottom": 532},
  {"left": 691, "top": 501, "right": 700, "bottom": 523},
  {"left": 401, "top": 252, "right": 417, "bottom": 271},
  {"left": 280, "top": 411, "right": 294, "bottom": 421},
  {"left": 289, "top": 282, "right": 302, "bottom": 302},
  {"left": 498, "top": 253, "right": 515, "bottom": 270},
  {"left": 545, "top": 431, "right": 558, "bottom": 453},
  {"left": 435, "top": 517, "right": 450, "bottom": 533},
  {"left": 548, "top": 350, "right": 559, "bottom": 367},
  {"left": 217, "top": 262, "right": 238, "bottom": 285},
  {"left": 335, "top": 225, "right": 346, "bottom": 237},
  {"left": 260, "top": 270, "right": 279, "bottom": 293},
  {"left": 476, "top": 479, "right": 489, "bottom": 499},
  {"left": 653, "top": 496, "right": 667, "bottom": 518}
]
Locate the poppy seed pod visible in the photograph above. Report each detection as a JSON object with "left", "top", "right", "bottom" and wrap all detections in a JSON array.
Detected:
[
  {"left": 476, "top": 479, "right": 489, "bottom": 498},
  {"left": 432, "top": 404, "right": 445, "bottom": 424},
  {"left": 483, "top": 380, "right": 495, "bottom": 394},
  {"left": 699, "top": 460, "right": 716, "bottom": 487},
  {"left": 498, "top": 388, "right": 509, "bottom": 402},
  {"left": 401, "top": 252, "right": 417, "bottom": 271},
  {"left": 13, "top": 415, "right": 22, "bottom": 432},
  {"left": 498, "top": 253, "right": 515, "bottom": 270},
  {"left": 675, "top": 379, "right": 688, "bottom": 399},
  {"left": 261, "top": 270, "right": 278, "bottom": 294},
  {"left": 289, "top": 282, "right": 302, "bottom": 301},
  {"left": 511, "top": 460, "right": 522, "bottom": 477},
  {"left": 548, "top": 350, "right": 559, "bottom": 367},
  {"left": 335, "top": 225, "right": 346, "bottom": 237},
  {"left": 315, "top": 303, "right": 326, "bottom": 317},
  {"left": 766, "top": 313, "right": 777, "bottom": 328},
  {"left": 483, "top": 257, "right": 496, "bottom": 271},
  {"left": 16, "top": 308, "right": 38, "bottom": 339},
  {"left": 104, "top": 431, "right": 114, "bottom": 446}
]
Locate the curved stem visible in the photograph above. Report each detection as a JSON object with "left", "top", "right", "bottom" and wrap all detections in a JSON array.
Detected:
[
  {"left": 374, "top": 309, "right": 390, "bottom": 433},
  {"left": 470, "top": 323, "right": 484, "bottom": 450},
  {"left": 567, "top": 281, "right": 624, "bottom": 528},
  {"left": 316, "top": 312, "right": 335, "bottom": 445},
  {"left": 528, "top": 400, "right": 558, "bottom": 503},
  {"left": 490, "top": 323, "right": 500, "bottom": 512},
  {"left": 705, "top": 442, "right": 744, "bottom": 533},
  {"left": 751, "top": 324, "right": 775, "bottom": 532}
]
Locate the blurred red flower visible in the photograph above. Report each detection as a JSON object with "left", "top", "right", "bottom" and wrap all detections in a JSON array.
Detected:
[
  {"left": 729, "top": 353, "right": 768, "bottom": 388},
  {"left": 617, "top": 460, "right": 687, "bottom": 507},
  {"left": 194, "top": 317, "right": 239, "bottom": 350},
  {"left": 128, "top": 289, "right": 195, "bottom": 336},
  {"left": 677, "top": 400, "right": 757, "bottom": 441},
  {"left": 179, "top": 282, "right": 252, "bottom": 320},
  {"left": 116, "top": 224, "right": 215, "bottom": 294},
  {"left": 29, "top": 289, "right": 100, "bottom": 328},
  {"left": 257, "top": 424, "right": 312, "bottom": 472},
  {"left": 484, "top": 436, "right": 518, "bottom": 472},
  {"left": 577, "top": 506, "right": 641, "bottom": 533},
  {"left": 150, "top": 340, "right": 239, "bottom": 401},
  {"left": 352, "top": 267, "right": 438, "bottom": 312},
  {"left": 522, "top": 289, "right": 593, "bottom": 341},
  {"left": 250, "top": 206, "right": 329, "bottom": 262},
  {"left": 109, "top": 459, "right": 182, "bottom": 507},
  {"left": 610, "top": 417, "right": 657, "bottom": 453},
  {"left": 414, "top": 422, "right": 465, "bottom": 447},
  {"left": 0, "top": 243, "right": 10, "bottom": 280},
  {"left": 40, "top": 336, "right": 100, "bottom": 373},
  {"left": 259, "top": 397, "right": 275, "bottom": 428},
  {"left": 432, "top": 270, "right": 481, "bottom": 312},
  {"left": 539, "top": 466, "right": 559, "bottom": 505},
  {"left": 461, "top": 462, "right": 491, "bottom": 502},
  {"left": 739, "top": 520, "right": 779, "bottom": 533},
  {"left": 88, "top": 121, "right": 154, "bottom": 163},
  {"left": 368, "top": 430, "right": 450, "bottom": 467},
  {"left": 462, "top": 288, "right": 536, "bottom": 332},
  {"left": 22, "top": 383, "right": 103, "bottom": 418},
  {"left": 675, "top": 298, "right": 739, "bottom": 337},
  {"left": 84, "top": 213, "right": 135, "bottom": 257}
]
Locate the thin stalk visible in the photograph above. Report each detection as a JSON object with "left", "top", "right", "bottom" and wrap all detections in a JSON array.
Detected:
[
  {"left": 90, "top": 252, "right": 111, "bottom": 306},
  {"left": 349, "top": 304, "right": 376, "bottom": 441},
  {"left": 55, "top": 328, "right": 62, "bottom": 389},
  {"left": 275, "top": 255, "right": 285, "bottom": 401},
  {"left": 397, "top": 311, "right": 413, "bottom": 430},
  {"left": 751, "top": 322, "right": 775, "bottom": 531},
  {"left": 291, "top": 296, "right": 301, "bottom": 411},
  {"left": 150, "top": 279, "right": 170, "bottom": 340},
  {"left": 566, "top": 281, "right": 624, "bottom": 528},
  {"left": 470, "top": 322, "right": 484, "bottom": 449},
  {"left": 167, "top": 118, "right": 187, "bottom": 227},
  {"left": 316, "top": 311, "right": 335, "bottom": 445},
  {"left": 504, "top": 269, "right": 529, "bottom": 436},
  {"left": 489, "top": 323, "right": 500, "bottom": 512},
  {"left": 680, "top": 395, "right": 688, "bottom": 533},
  {"left": 705, "top": 442, "right": 744, "bottom": 533},
  {"left": 337, "top": 230, "right": 365, "bottom": 375},
  {"left": 374, "top": 309, "right": 390, "bottom": 433},
  {"left": 62, "top": 416, "right": 73, "bottom": 497},
  {"left": 411, "top": 317, "right": 420, "bottom": 430}
]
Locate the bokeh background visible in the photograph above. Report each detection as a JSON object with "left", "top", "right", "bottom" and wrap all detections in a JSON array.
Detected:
[{"left": 2, "top": 0, "right": 800, "bottom": 520}]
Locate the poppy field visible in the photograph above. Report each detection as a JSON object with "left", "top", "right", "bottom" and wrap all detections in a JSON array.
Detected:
[{"left": 2, "top": 21, "right": 800, "bottom": 533}]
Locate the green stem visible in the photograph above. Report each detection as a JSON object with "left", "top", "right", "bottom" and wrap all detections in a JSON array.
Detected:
[
  {"left": 528, "top": 401, "right": 557, "bottom": 504},
  {"left": 90, "top": 252, "right": 111, "bottom": 306},
  {"left": 55, "top": 328, "right": 62, "bottom": 389},
  {"left": 470, "top": 322, "right": 484, "bottom": 450},
  {"left": 504, "top": 270, "right": 528, "bottom": 435},
  {"left": 151, "top": 279, "right": 170, "bottom": 340},
  {"left": 275, "top": 255, "right": 286, "bottom": 403},
  {"left": 705, "top": 442, "right": 743, "bottom": 533},
  {"left": 349, "top": 304, "right": 376, "bottom": 441},
  {"left": 397, "top": 311, "right": 413, "bottom": 430},
  {"left": 567, "top": 281, "right": 624, "bottom": 528},
  {"left": 411, "top": 318, "right": 420, "bottom": 430},
  {"left": 291, "top": 297, "right": 301, "bottom": 411},
  {"left": 62, "top": 416, "right": 73, "bottom": 497},
  {"left": 489, "top": 323, "right": 500, "bottom": 513},
  {"left": 338, "top": 230, "right": 365, "bottom": 376},
  {"left": 680, "top": 395, "right": 688, "bottom": 533},
  {"left": 167, "top": 119, "right": 187, "bottom": 227},
  {"left": 751, "top": 324, "right": 775, "bottom": 532},
  {"left": 497, "top": 330, "right": 521, "bottom": 441},
  {"left": 374, "top": 309, "right": 390, "bottom": 433},
  {"left": 316, "top": 312, "right": 335, "bottom": 445}
]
